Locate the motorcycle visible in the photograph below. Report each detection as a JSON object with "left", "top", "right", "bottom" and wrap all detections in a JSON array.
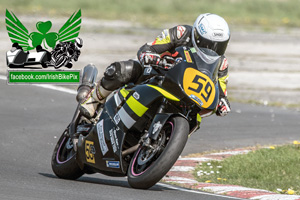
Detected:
[
  {"left": 6, "top": 43, "right": 50, "bottom": 68},
  {"left": 51, "top": 46, "right": 221, "bottom": 189},
  {"left": 47, "top": 46, "right": 76, "bottom": 69}
]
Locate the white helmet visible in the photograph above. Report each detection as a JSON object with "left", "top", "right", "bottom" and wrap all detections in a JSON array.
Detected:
[
  {"left": 192, "top": 13, "right": 230, "bottom": 55},
  {"left": 75, "top": 37, "right": 83, "bottom": 49}
]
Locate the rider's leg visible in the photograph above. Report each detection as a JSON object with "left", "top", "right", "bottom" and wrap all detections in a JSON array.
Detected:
[
  {"left": 78, "top": 80, "right": 112, "bottom": 118},
  {"left": 79, "top": 60, "right": 143, "bottom": 118}
]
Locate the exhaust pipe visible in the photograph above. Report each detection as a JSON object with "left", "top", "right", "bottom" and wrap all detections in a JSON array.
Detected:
[{"left": 76, "top": 64, "right": 98, "bottom": 103}]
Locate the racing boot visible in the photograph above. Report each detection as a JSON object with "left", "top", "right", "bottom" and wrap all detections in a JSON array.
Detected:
[{"left": 79, "top": 82, "right": 112, "bottom": 118}]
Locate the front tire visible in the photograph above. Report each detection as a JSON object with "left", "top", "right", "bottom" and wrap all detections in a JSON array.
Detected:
[
  {"left": 127, "top": 116, "right": 189, "bottom": 189},
  {"left": 41, "top": 62, "right": 48, "bottom": 68},
  {"left": 51, "top": 128, "right": 84, "bottom": 180},
  {"left": 54, "top": 55, "right": 67, "bottom": 69}
]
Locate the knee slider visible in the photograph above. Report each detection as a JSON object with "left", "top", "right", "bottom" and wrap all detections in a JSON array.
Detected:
[
  {"left": 101, "top": 61, "right": 142, "bottom": 91},
  {"left": 104, "top": 63, "right": 118, "bottom": 78},
  {"left": 102, "top": 62, "right": 123, "bottom": 91}
]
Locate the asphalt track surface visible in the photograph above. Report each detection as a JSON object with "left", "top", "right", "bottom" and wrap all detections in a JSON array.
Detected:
[{"left": 1, "top": 78, "right": 299, "bottom": 200}]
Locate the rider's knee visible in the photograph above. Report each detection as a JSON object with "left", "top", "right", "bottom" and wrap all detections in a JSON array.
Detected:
[{"left": 101, "top": 60, "right": 142, "bottom": 91}]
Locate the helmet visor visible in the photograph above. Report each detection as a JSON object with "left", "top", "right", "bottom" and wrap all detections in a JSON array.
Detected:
[{"left": 194, "top": 29, "right": 228, "bottom": 55}]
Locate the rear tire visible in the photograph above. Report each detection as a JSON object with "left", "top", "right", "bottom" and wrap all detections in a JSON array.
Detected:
[
  {"left": 51, "top": 128, "right": 84, "bottom": 180},
  {"left": 127, "top": 116, "right": 189, "bottom": 189}
]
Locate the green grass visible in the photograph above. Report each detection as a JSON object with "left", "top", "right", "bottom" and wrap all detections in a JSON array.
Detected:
[
  {"left": 2, "top": 0, "right": 300, "bottom": 28},
  {"left": 194, "top": 144, "right": 300, "bottom": 194}
]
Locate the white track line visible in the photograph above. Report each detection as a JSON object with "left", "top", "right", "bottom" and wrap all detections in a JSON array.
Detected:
[
  {"left": 157, "top": 183, "right": 243, "bottom": 200},
  {"left": 209, "top": 150, "right": 251, "bottom": 155},
  {"left": 178, "top": 157, "right": 218, "bottom": 161},
  {"left": 250, "top": 194, "right": 300, "bottom": 200},
  {"left": 170, "top": 166, "right": 195, "bottom": 172},
  {"left": 163, "top": 176, "right": 199, "bottom": 184},
  {"left": 202, "top": 186, "right": 270, "bottom": 194},
  {"left": 0, "top": 75, "right": 7, "bottom": 80}
]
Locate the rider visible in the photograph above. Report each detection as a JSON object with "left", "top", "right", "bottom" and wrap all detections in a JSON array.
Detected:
[
  {"left": 78, "top": 13, "right": 231, "bottom": 119},
  {"left": 51, "top": 37, "right": 83, "bottom": 68}
]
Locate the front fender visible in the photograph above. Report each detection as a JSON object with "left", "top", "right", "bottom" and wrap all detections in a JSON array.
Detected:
[{"left": 148, "top": 113, "right": 188, "bottom": 140}]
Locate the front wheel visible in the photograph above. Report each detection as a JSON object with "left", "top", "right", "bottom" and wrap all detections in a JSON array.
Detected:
[
  {"left": 127, "top": 116, "right": 189, "bottom": 189},
  {"left": 54, "top": 55, "right": 67, "bottom": 69},
  {"left": 51, "top": 128, "right": 84, "bottom": 180},
  {"left": 41, "top": 62, "right": 48, "bottom": 68}
]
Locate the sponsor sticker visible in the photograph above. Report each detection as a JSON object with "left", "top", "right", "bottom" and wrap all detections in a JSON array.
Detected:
[
  {"left": 85, "top": 140, "right": 96, "bottom": 164},
  {"left": 106, "top": 161, "right": 120, "bottom": 168},
  {"left": 184, "top": 50, "right": 193, "bottom": 63},
  {"left": 189, "top": 94, "right": 204, "bottom": 106},
  {"left": 199, "top": 23, "right": 207, "bottom": 35},
  {"left": 96, "top": 119, "right": 108, "bottom": 156},
  {"left": 109, "top": 128, "right": 119, "bottom": 153},
  {"left": 144, "top": 67, "right": 152, "bottom": 75},
  {"left": 133, "top": 92, "right": 140, "bottom": 100},
  {"left": 213, "top": 32, "right": 224, "bottom": 37},
  {"left": 114, "top": 113, "right": 121, "bottom": 125},
  {"left": 152, "top": 121, "right": 162, "bottom": 135}
]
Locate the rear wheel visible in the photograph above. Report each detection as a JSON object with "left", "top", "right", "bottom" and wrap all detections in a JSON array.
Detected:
[
  {"left": 51, "top": 128, "right": 84, "bottom": 180},
  {"left": 127, "top": 116, "right": 189, "bottom": 189}
]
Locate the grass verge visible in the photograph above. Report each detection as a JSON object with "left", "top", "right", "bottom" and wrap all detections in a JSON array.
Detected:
[{"left": 194, "top": 143, "right": 300, "bottom": 195}]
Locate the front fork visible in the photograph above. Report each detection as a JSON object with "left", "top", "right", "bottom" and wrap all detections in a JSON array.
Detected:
[{"left": 68, "top": 104, "right": 81, "bottom": 151}]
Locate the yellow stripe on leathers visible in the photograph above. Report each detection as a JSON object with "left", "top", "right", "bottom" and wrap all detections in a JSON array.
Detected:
[{"left": 218, "top": 74, "right": 229, "bottom": 94}]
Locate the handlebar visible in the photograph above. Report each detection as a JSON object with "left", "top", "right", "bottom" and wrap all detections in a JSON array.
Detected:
[{"left": 152, "top": 55, "right": 180, "bottom": 70}]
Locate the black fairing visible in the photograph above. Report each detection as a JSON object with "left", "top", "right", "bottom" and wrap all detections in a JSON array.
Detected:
[{"left": 76, "top": 85, "right": 168, "bottom": 175}]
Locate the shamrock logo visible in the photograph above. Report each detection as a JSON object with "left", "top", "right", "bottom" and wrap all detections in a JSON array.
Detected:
[
  {"left": 29, "top": 21, "right": 58, "bottom": 49},
  {"left": 5, "top": 9, "right": 82, "bottom": 51}
]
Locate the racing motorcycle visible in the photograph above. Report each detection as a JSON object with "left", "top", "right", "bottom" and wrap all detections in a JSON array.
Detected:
[
  {"left": 6, "top": 43, "right": 50, "bottom": 68},
  {"left": 47, "top": 46, "right": 76, "bottom": 69},
  {"left": 51, "top": 46, "right": 221, "bottom": 189}
]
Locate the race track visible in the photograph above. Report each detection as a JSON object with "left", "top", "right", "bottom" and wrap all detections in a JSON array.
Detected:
[{"left": 1, "top": 78, "right": 299, "bottom": 200}]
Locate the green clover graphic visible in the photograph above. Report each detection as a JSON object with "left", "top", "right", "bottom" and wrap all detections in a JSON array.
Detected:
[
  {"left": 5, "top": 9, "right": 82, "bottom": 51},
  {"left": 29, "top": 21, "right": 58, "bottom": 49}
]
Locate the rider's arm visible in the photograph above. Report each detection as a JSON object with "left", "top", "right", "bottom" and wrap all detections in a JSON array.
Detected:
[
  {"left": 218, "top": 56, "right": 229, "bottom": 97},
  {"left": 216, "top": 56, "right": 231, "bottom": 116},
  {"left": 137, "top": 25, "right": 192, "bottom": 60}
]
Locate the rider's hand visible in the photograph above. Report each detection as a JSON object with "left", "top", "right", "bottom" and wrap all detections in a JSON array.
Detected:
[
  {"left": 216, "top": 97, "right": 231, "bottom": 117},
  {"left": 139, "top": 52, "right": 161, "bottom": 66}
]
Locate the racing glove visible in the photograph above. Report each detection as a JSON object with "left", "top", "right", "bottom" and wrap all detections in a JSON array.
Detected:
[
  {"left": 216, "top": 97, "right": 231, "bottom": 117},
  {"left": 139, "top": 52, "right": 161, "bottom": 66}
]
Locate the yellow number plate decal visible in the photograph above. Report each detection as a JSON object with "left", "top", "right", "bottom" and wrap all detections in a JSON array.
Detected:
[
  {"left": 85, "top": 140, "right": 95, "bottom": 164},
  {"left": 183, "top": 68, "right": 216, "bottom": 108}
]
